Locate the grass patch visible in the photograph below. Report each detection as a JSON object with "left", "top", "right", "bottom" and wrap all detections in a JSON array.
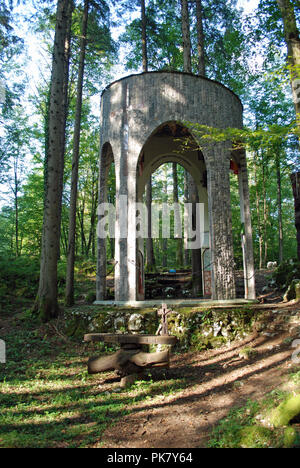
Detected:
[
  {"left": 0, "top": 314, "right": 190, "bottom": 448},
  {"left": 207, "top": 379, "right": 300, "bottom": 448}
]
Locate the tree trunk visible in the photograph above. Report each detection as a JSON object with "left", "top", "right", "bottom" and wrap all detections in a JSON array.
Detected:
[
  {"left": 86, "top": 172, "right": 98, "bottom": 258},
  {"left": 180, "top": 1, "right": 192, "bottom": 268},
  {"left": 262, "top": 163, "right": 268, "bottom": 268},
  {"left": 34, "top": 0, "right": 73, "bottom": 322},
  {"left": 254, "top": 152, "right": 263, "bottom": 269},
  {"left": 172, "top": 163, "right": 183, "bottom": 267},
  {"left": 276, "top": 153, "right": 284, "bottom": 264},
  {"left": 13, "top": 158, "right": 20, "bottom": 257},
  {"left": 65, "top": 0, "right": 89, "bottom": 306},
  {"left": 276, "top": 0, "right": 300, "bottom": 134},
  {"left": 141, "top": 0, "right": 148, "bottom": 72},
  {"left": 78, "top": 201, "right": 87, "bottom": 255},
  {"left": 190, "top": 174, "right": 202, "bottom": 295},
  {"left": 291, "top": 172, "right": 300, "bottom": 260},
  {"left": 195, "top": 0, "right": 205, "bottom": 76},
  {"left": 162, "top": 167, "right": 168, "bottom": 268},
  {"left": 145, "top": 176, "right": 155, "bottom": 269},
  {"left": 184, "top": 170, "right": 190, "bottom": 266},
  {"left": 180, "top": 0, "right": 192, "bottom": 73}
]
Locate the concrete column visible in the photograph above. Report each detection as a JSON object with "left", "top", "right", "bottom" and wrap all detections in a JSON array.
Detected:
[
  {"left": 238, "top": 151, "right": 256, "bottom": 299},
  {"left": 127, "top": 166, "right": 137, "bottom": 301},
  {"left": 115, "top": 82, "right": 129, "bottom": 301},
  {"left": 206, "top": 143, "right": 236, "bottom": 300}
]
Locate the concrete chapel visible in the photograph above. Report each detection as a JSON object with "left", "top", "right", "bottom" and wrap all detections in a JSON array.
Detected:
[{"left": 96, "top": 71, "right": 255, "bottom": 303}]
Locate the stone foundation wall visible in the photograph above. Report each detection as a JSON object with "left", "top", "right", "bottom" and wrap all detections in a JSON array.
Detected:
[{"left": 66, "top": 306, "right": 260, "bottom": 352}]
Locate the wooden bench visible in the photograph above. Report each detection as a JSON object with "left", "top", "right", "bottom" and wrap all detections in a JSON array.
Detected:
[{"left": 84, "top": 333, "right": 177, "bottom": 387}]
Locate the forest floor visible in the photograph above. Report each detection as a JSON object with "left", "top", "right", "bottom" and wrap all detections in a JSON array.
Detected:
[
  {"left": 99, "top": 301, "right": 300, "bottom": 448},
  {"left": 1, "top": 297, "right": 300, "bottom": 448}
]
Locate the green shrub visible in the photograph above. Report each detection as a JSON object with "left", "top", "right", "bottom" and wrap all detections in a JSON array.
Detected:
[{"left": 273, "top": 260, "right": 300, "bottom": 290}]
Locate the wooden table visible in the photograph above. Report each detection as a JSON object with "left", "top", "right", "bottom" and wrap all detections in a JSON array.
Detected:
[{"left": 84, "top": 333, "right": 177, "bottom": 387}]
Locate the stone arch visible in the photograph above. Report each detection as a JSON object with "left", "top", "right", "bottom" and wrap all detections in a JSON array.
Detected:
[
  {"left": 136, "top": 121, "right": 208, "bottom": 193},
  {"left": 135, "top": 121, "right": 209, "bottom": 300}
]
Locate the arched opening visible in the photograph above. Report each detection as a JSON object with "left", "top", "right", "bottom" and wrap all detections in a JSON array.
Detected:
[
  {"left": 96, "top": 142, "right": 116, "bottom": 301},
  {"left": 136, "top": 122, "right": 211, "bottom": 301}
]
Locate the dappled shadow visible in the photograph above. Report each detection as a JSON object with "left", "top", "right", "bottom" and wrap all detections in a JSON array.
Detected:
[{"left": 1, "top": 302, "right": 300, "bottom": 448}]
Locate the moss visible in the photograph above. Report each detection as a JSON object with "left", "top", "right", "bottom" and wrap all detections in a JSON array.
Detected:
[
  {"left": 63, "top": 304, "right": 263, "bottom": 352},
  {"left": 239, "top": 425, "right": 273, "bottom": 448},
  {"left": 239, "top": 347, "right": 258, "bottom": 360},
  {"left": 283, "top": 427, "right": 297, "bottom": 448},
  {"left": 269, "top": 394, "right": 300, "bottom": 427}
]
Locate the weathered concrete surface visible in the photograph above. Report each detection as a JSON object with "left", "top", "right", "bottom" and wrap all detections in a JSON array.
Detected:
[{"left": 97, "top": 71, "right": 255, "bottom": 302}]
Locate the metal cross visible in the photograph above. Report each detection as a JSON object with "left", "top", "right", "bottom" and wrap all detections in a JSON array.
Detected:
[{"left": 157, "top": 303, "right": 174, "bottom": 336}]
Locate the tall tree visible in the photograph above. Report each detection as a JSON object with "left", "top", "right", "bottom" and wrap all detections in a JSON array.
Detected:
[
  {"left": 65, "top": 0, "right": 89, "bottom": 307},
  {"left": 276, "top": 0, "right": 300, "bottom": 133},
  {"left": 145, "top": 177, "right": 156, "bottom": 268},
  {"left": 172, "top": 163, "right": 183, "bottom": 266},
  {"left": 180, "top": 0, "right": 192, "bottom": 72},
  {"left": 141, "top": 0, "right": 148, "bottom": 71},
  {"left": 140, "top": 0, "right": 156, "bottom": 269},
  {"left": 180, "top": 0, "right": 202, "bottom": 292},
  {"left": 276, "top": 0, "right": 300, "bottom": 259},
  {"left": 194, "top": 0, "right": 205, "bottom": 76},
  {"left": 34, "top": 0, "right": 73, "bottom": 322},
  {"left": 291, "top": 172, "right": 300, "bottom": 260}
]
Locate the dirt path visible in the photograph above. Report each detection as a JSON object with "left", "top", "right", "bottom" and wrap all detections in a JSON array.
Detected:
[{"left": 100, "top": 303, "right": 300, "bottom": 448}]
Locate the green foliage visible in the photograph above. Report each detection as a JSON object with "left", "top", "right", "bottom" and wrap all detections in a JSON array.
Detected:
[
  {"left": 0, "top": 255, "right": 68, "bottom": 313},
  {"left": 208, "top": 388, "right": 300, "bottom": 448},
  {"left": 0, "top": 310, "right": 189, "bottom": 448},
  {"left": 272, "top": 259, "right": 300, "bottom": 289},
  {"left": 0, "top": 255, "right": 40, "bottom": 304}
]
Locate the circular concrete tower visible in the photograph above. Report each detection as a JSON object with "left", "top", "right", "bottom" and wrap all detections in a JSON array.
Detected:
[{"left": 96, "top": 71, "right": 255, "bottom": 303}]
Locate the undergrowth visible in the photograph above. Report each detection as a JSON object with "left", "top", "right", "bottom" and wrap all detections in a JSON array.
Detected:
[
  {"left": 0, "top": 312, "right": 189, "bottom": 448},
  {"left": 207, "top": 374, "right": 300, "bottom": 448}
]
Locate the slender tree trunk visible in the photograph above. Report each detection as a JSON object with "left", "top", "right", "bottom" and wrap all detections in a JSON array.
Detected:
[
  {"left": 162, "top": 167, "right": 168, "bottom": 268},
  {"left": 34, "top": 0, "right": 73, "bottom": 322},
  {"left": 13, "top": 159, "right": 20, "bottom": 257},
  {"left": 190, "top": 175, "right": 202, "bottom": 295},
  {"left": 86, "top": 174, "right": 98, "bottom": 258},
  {"left": 184, "top": 170, "right": 190, "bottom": 266},
  {"left": 180, "top": 0, "right": 192, "bottom": 265},
  {"left": 146, "top": 176, "right": 155, "bottom": 269},
  {"left": 276, "top": 153, "right": 284, "bottom": 264},
  {"left": 291, "top": 172, "right": 300, "bottom": 260},
  {"left": 180, "top": 0, "right": 192, "bottom": 73},
  {"left": 141, "top": 0, "right": 155, "bottom": 270},
  {"left": 172, "top": 163, "right": 183, "bottom": 267},
  {"left": 262, "top": 163, "right": 268, "bottom": 268},
  {"left": 77, "top": 200, "right": 87, "bottom": 255},
  {"left": 195, "top": 0, "right": 205, "bottom": 76},
  {"left": 141, "top": 0, "right": 148, "bottom": 72},
  {"left": 254, "top": 152, "right": 263, "bottom": 269},
  {"left": 276, "top": 0, "right": 300, "bottom": 134},
  {"left": 65, "top": 0, "right": 89, "bottom": 306}
]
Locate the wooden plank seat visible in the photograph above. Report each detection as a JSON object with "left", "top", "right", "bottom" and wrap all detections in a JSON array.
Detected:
[{"left": 84, "top": 333, "right": 177, "bottom": 387}]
